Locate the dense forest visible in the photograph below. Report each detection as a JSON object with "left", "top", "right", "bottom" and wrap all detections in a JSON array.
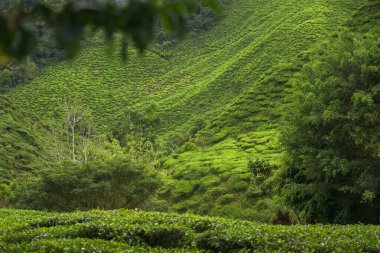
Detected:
[{"left": 0, "top": 0, "right": 379, "bottom": 252}]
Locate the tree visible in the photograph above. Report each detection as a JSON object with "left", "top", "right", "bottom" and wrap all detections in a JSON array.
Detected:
[
  {"left": 45, "top": 102, "right": 97, "bottom": 164},
  {"left": 112, "top": 104, "right": 161, "bottom": 163},
  {"left": 280, "top": 28, "right": 380, "bottom": 224},
  {"left": 63, "top": 105, "right": 93, "bottom": 162},
  {"left": 0, "top": 0, "right": 220, "bottom": 64}
]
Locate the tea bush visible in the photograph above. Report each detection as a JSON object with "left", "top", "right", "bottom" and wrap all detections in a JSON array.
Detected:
[{"left": 0, "top": 209, "right": 379, "bottom": 252}]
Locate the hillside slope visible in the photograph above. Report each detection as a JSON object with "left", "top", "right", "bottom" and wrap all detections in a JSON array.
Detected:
[
  {"left": 0, "top": 96, "right": 50, "bottom": 185},
  {"left": 3, "top": 0, "right": 367, "bottom": 220}
]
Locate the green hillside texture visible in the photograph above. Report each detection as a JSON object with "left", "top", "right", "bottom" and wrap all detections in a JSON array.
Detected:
[
  {"left": 0, "top": 96, "right": 49, "bottom": 184},
  {"left": 2, "top": 0, "right": 370, "bottom": 220}
]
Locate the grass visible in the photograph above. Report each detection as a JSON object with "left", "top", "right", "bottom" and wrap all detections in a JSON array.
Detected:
[{"left": 0, "top": 209, "right": 379, "bottom": 252}]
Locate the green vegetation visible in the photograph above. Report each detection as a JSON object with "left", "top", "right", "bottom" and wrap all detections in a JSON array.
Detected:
[
  {"left": 1, "top": 209, "right": 379, "bottom": 252},
  {"left": 0, "top": 0, "right": 379, "bottom": 247},
  {"left": 0, "top": 0, "right": 379, "bottom": 251},
  {"left": 2, "top": 0, "right": 377, "bottom": 223},
  {"left": 0, "top": 0, "right": 221, "bottom": 61},
  {"left": 0, "top": 95, "right": 48, "bottom": 184},
  {"left": 0, "top": 0, "right": 222, "bottom": 87},
  {"left": 281, "top": 0, "right": 380, "bottom": 224},
  {"left": 13, "top": 157, "right": 161, "bottom": 211}
]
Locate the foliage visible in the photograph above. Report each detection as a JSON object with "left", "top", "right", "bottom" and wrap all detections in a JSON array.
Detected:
[
  {"left": 112, "top": 104, "right": 161, "bottom": 162},
  {"left": 281, "top": 2, "right": 380, "bottom": 224},
  {"left": 0, "top": 184, "right": 12, "bottom": 207},
  {"left": 248, "top": 158, "right": 276, "bottom": 178},
  {"left": 2, "top": 0, "right": 369, "bottom": 222},
  {"left": 0, "top": 95, "right": 48, "bottom": 185},
  {"left": 13, "top": 157, "right": 161, "bottom": 211},
  {"left": 152, "top": 0, "right": 366, "bottom": 221},
  {"left": 271, "top": 208, "right": 294, "bottom": 225},
  {"left": 0, "top": 0, "right": 225, "bottom": 87},
  {"left": 0, "top": 209, "right": 379, "bottom": 252},
  {"left": 0, "top": 69, "right": 11, "bottom": 87},
  {"left": 0, "top": 0, "right": 220, "bottom": 63}
]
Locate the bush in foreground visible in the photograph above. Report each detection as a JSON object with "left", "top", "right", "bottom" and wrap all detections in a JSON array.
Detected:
[{"left": 0, "top": 209, "right": 379, "bottom": 252}]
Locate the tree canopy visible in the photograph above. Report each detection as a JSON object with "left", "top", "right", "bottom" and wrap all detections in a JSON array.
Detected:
[
  {"left": 281, "top": 24, "right": 380, "bottom": 224},
  {"left": 13, "top": 157, "right": 161, "bottom": 211}
]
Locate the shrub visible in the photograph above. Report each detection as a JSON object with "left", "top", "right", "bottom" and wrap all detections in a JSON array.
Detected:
[
  {"left": 138, "top": 226, "right": 187, "bottom": 248},
  {"left": 13, "top": 157, "right": 161, "bottom": 211},
  {"left": 0, "top": 209, "right": 379, "bottom": 252},
  {"left": 271, "top": 208, "right": 293, "bottom": 225},
  {"left": 0, "top": 183, "right": 12, "bottom": 207},
  {"left": 248, "top": 158, "right": 276, "bottom": 178},
  {"left": 0, "top": 70, "right": 11, "bottom": 87},
  {"left": 180, "top": 142, "right": 197, "bottom": 152}
]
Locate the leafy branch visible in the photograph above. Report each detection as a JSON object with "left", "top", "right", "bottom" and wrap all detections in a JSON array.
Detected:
[{"left": 0, "top": 0, "right": 220, "bottom": 64}]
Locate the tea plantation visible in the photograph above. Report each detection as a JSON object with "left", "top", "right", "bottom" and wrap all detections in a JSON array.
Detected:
[
  {"left": 2, "top": 0, "right": 370, "bottom": 221},
  {"left": 1, "top": 209, "right": 379, "bottom": 252},
  {"left": 0, "top": 2, "right": 379, "bottom": 251}
]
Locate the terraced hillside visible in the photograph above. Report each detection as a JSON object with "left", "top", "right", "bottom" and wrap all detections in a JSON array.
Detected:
[
  {"left": 3, "top": 0, "right": 367, "bottom": 220},
  {"left": 0, "top": 96, "right": 50, "bottom": 185}
]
